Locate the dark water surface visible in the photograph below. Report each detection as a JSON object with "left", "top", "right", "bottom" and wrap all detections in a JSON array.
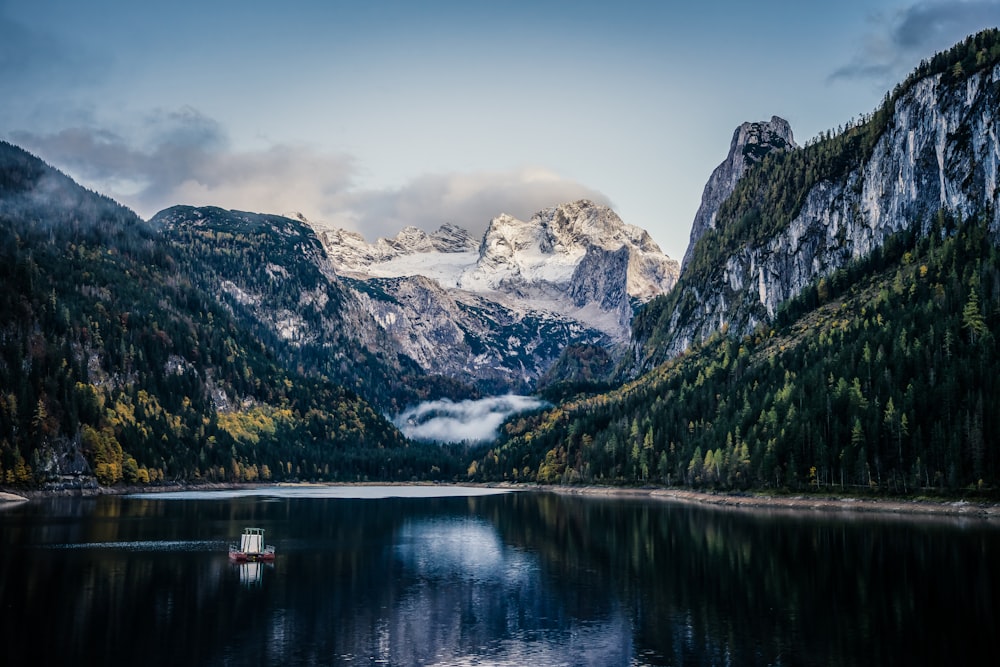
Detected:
[{"left": 1, "top": 486, "right": 997, "bottom": 666}]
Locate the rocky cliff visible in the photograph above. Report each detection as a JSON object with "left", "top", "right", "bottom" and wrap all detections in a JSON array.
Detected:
[
  {"left": 319, "top": 200, "right": 678, "bottom": 390},
  {"left": 635, "top": 35, "right": 1000, "bottom": 369},
  {"left": 345, "top": 273, "right": 609, "bottom": 393},
  {"left": 681, "top": 116, "right": 796, "bottom": 269}
]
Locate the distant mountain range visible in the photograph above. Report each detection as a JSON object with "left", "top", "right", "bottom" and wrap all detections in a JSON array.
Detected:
[{"left": 311, "top": 199, "right": 678, "bottom": 391}]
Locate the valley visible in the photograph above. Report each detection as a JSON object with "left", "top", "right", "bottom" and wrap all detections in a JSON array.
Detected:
[{"left": 1, "top": 29, "right": 999, "bottom": 499}]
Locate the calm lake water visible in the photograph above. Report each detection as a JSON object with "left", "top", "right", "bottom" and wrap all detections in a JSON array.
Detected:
[{"left": 1, "top": 486, "right": 997, "bottom": 666}]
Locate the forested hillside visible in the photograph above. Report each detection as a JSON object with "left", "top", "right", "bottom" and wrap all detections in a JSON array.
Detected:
[
  {"left": 0, "top": 142, "right": 459, "bottom": 487},
  {"left": 471, "top": 212, "right": 999, "bottom": 493}
]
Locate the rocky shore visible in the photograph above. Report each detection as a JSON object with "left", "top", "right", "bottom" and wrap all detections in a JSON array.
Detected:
[
  {"left": 547, "top": 486, "right": 1000, "bottom": 519},
  {"left": 4, "top": 481, "right": 1000, "bottom": 519}
]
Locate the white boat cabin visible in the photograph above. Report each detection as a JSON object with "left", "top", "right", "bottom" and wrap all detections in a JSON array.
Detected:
[{"left": 239, "top": 527, "right": 266, "bottom": 554}]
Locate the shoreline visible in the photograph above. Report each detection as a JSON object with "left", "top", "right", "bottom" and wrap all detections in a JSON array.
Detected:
[
  {"left": 546, "top": 485, "right": 1000, "bottom": 519},
  {"left": 4, "top": 481, "right": 1000, "bottom": 519}
]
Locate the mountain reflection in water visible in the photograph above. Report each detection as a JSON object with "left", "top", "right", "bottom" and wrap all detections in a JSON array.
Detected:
[{"left": 0, "top": 486, "right": 996, "bottom": 666}]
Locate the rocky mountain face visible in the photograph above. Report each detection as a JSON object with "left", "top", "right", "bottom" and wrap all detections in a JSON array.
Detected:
[
  {"left": 634, "top": 43, "right": 1000, "bottom": 369},
  {"left": 343, "top": 274, "right": 608, "bottom": 393},
  {"left": 151, "top": 206, "right": 466, "bottom": 412},
  {"left": 680, "top": 116, "right": 796, "bottom": 269},
  {"left": 319, "top": 200, "right": 679, "bottom": 390},
  {"left": 325, "top": 201, "right": 677, "bottom": 329}
]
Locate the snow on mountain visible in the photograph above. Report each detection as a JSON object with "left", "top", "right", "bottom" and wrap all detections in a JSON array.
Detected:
[
  {"left": 314, "top": 200, "right": 678, "bottom": 341},
  {"left": 316, "top": 221, "right": 478, "bottom": 275},
  {"left": 460, "top": 200, "right": 677, "bottom": 303},
  {"left": 300, "top": 200, "right": 678, "bottom": 390}
]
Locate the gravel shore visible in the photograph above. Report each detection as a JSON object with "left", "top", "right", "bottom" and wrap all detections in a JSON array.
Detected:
[
  {"left": 4, "top": 482, "right": 999, "bottom": 519},
  {"left": 546, "top": 485, "right": 1000, "bottom": 519}
]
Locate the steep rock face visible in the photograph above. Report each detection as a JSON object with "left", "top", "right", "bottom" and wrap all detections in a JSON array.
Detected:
[
  {"left": 456, "top": 200, "right": 678, "bottom": 338},
  {"left": 429, "top": 223, "right": 478, "bottom": 252},
  {"left": 681, "top": 116, "right": 796, "bottom": 269},
  {"left": 462, "top": 200, "right": 677, "bottom": 305},
  {"left": 346, "top": 274, "right": 610, "bottom": 392},
  {"left": 647, "top": 61, "right": 1000, "bottom": 364},
  {"left": 315, "top": 200, "right": 677, "bottom": 390},
  {"left": 568, "top": 245, "right": 631, "bottom": 334}
]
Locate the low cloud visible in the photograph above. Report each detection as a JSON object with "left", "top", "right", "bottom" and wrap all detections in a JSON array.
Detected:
[
  {"left": 393, "top": 395, "right": 549, "bottom": 443},
  {"left": 11, "top": 108, "right": 356, "bottom": 220},
  {"left": 830, "top": 1, "right": 1000, "bottom": 84},
  {"left": 11, "top": 108, "right": 609, "bottom": 239},
  {"left": 332, "top": 169, "right": 613, "bottom": 240}
]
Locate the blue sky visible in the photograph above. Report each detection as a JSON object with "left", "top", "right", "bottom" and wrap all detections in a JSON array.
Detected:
[{"left": 3, "top": 1, "right": 999, "bottom": 259}]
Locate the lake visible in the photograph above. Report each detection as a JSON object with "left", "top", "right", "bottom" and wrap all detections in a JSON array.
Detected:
[{"left": 1, "top": 485, "right": 997, "bottom": 666}]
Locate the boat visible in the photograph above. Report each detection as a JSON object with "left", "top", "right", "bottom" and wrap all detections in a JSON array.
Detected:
[{"left": 228, "top": 527, "right": 275, "bottom": 562}]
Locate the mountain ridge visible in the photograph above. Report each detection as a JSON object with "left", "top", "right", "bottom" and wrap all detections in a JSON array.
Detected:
[
  {"left": 0, "top": 143, "right": 461, "bottom": 488},
  {"left": 317, "top": 199, "right": 679, "bottom": 344},
  {"left": 632, "top": 29, "right": 1000, "bottom": 371}
]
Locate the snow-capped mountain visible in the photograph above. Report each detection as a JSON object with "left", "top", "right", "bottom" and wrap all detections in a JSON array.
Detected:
[
  {"left": 311, "top": 200, "right": 678, "bottom": 390},
  {"left": 318, "top": 200, "right": 678, "bottom": 341},
  {"left": 320, "top": 223, "right": 479, "bottom": 269},
  {"left": 461, "top": 200, "right": 677, "bottom": 302}
]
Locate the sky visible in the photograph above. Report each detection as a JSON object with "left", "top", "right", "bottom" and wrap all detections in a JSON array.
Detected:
[{"left": 3, "top": 1, "right": 1000, "bottom": 259}]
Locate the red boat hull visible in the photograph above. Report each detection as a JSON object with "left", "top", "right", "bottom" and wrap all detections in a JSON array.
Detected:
[{"left": 228, "top": 549, "right": 275, "bottom": 562}]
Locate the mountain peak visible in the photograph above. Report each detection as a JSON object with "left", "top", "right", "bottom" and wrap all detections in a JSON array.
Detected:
[
  {"left": 389, "top": 226, "right": 433, "bottom": 253},
  {"left": 735, "top": 116, "right": 795, "bottom": 163},
  {"left": 317, "top": 200, "right": 678, "bottom": 341},
  {"left": 682, "top": 116, "right": 797, "bottom": 269},
  {"left": 430, "top": 223, "right": 478, "bottom": 253},
  {"left": 461, "top": 200, "right": 679, "bottom": 333}
]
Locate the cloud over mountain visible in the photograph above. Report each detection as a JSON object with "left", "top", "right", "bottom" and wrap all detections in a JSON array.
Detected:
[
  {"left": 329, "top": 168, "right": 613, "bottom": 240},
  {"left": 13, "top": 107, "right": 609, "bottom": 240}
]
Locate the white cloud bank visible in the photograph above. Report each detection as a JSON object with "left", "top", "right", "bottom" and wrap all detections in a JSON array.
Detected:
[
  {"left": 11, "top": 107, "right": 610, "bottom": 240},
  {"left": 393, "top": 395, "right": 549, "bottom": 444}
]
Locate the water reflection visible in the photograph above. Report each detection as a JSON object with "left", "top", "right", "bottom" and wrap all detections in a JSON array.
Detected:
[
  {"left": 237, "top": 560, "right": 272, "bottom": 586},
  {"left": 0, "top": 490, "right": 997, "bottom": 666},
  {"left": 386, "top": 516, "right": 633, "bottom": 666}
]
